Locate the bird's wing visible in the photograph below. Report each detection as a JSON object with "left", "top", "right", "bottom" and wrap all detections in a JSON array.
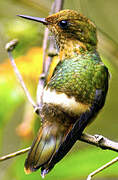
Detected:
[{"left": 41, "top": 87, "right": 108, "bottom": 175}]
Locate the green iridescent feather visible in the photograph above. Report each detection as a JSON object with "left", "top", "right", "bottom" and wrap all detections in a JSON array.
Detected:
[{"left": 47, "top": 51, "right": 108, "bottom": 105}]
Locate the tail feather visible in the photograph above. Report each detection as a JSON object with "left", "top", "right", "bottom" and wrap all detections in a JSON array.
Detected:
[{"left": 24, "top": 123, "right": 63, "bottom": 174}]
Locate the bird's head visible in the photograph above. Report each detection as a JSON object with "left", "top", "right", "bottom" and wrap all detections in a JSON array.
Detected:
[
  {"left": 18, "top": 10, "right": 97, "bottom": 59},
  {"left": 46, "top": 10, "right": 97, "bottom": 47}
]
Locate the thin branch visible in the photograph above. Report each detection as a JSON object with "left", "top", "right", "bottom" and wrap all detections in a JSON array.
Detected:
[
  {"left": 0, "top": 147, "right": 30, "bottom": 161},
  {"left": 0, "top": 133, "right": 118, "bottom": 162},
  {"left": 87, "top": 156, "right": 118, "bottom": 180},
  {"left": 42, "top": 28, "right": 49, "bottom": 71},
  {"left": 42, "top": 1, "right": 56, "bottom": 68},
  {"left": 36, "top": 1, "right": 56, "bottom": 108},
  {"left": 79, "top": 133, "right": 118, "bottom": 152},
  {"left": 1, "top": 134, "right": 118, "bottom": 180},
  {"left": 42, "top": 1, "right": 55, "bottom": 72},
  {"left": 36, "top": 0, "right": 64, "bottom": 108},
  {"left": 36, "top": 72, "right": 46, "bottom": 110},
  {"left": 55, "top": 0, "right": 64, "bottom": 13},
  {"left": 5, "top": 39, "right": 37, "bottom": 110}
]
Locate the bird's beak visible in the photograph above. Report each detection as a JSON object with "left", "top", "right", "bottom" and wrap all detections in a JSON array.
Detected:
[{"left": 17, "top": 15, "right": 48, "bottom": 25}]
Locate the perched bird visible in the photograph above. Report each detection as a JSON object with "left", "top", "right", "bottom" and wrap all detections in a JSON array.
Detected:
[{"left": 18, "top": 10, "right": 109, "bottom": 177}]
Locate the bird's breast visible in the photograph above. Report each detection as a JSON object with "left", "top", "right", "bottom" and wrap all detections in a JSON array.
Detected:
[{"left": 43, "top": 88, "right": 90, "bottom": 116}]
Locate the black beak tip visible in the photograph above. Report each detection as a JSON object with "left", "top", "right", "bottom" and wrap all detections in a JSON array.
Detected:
[{"left": 17, "top": 14, "right": 26, "bottom": 18}]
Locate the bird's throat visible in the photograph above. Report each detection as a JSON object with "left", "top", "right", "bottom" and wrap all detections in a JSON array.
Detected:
[{"left": 58, "top": 39, "right": 87, "bottom": 61}]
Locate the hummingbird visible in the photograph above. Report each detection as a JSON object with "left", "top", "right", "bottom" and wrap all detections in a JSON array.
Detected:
[{"left": 18, "top": 9, "right": 109, "bottom": 177}]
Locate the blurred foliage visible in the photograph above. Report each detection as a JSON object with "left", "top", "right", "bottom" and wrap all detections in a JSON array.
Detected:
[
  {"left": 0, "top": 0, "right": 118, "bottom": 180},
  {"left": 6, "top": 19, "right": 43, "bottom": 57}
]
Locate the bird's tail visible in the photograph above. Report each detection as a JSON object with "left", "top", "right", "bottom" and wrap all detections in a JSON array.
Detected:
[{"left": 24, "top": 122, "right": 64, "bottom": 174}]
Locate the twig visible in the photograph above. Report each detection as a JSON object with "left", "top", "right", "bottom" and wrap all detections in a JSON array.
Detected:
[
  {"left": 79, "top": 133, "right": 118, "bottom": 152},
  {"left": 5, "top": 39, "right": 37, "bottom": 110},
  {"left": 1, "top": 133, "right": 118, "bottom": 180},
  {"left": 42, "top": 28, "right": 49, "bottom": 72},
  {"left": 86, "top": 156, "right": 118, "bottom": 180},
  {"left": 54, "top": 0, "right": 64, "bottom": 13},
  {"left": 36, "top": 1, "right": 56, "bottom": 108},
  {"left": 79, "top": 134, "right": 118, "bottom": 179},
  {"left": 42, "top": 1, "right": 55, "bottom": 68},
  {"left": 0, "top": 147, "right": 31, "bottom": 161},
  {"left": 0, "top": 133, "right": 118, "bottom": 162},
  {"left": 36, "top": 0, "right": 64, "bottom": 108},
  {"left": 42, "top": 1, "right": 56, "bottom": 72}
]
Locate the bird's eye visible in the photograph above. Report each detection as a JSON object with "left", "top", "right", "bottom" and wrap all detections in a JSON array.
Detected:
[{"left": 58, "top": 20, "right": 68, "bottom": 29}]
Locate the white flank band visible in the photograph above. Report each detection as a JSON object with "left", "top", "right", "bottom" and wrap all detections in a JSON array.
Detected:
[{"left": 43, "top": 88, "right": 89, "bottom": 115}]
